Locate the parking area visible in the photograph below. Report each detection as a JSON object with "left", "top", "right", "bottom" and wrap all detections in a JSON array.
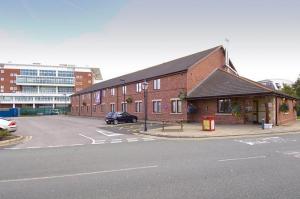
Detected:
[{"left": 5, "top": 115, "right": 155, "bottom": 149}]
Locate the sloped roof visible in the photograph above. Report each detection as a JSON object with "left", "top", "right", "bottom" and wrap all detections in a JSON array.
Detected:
[
  {"left": 187, "top": 69, "right": 296, "bottom": 99},
  {"left": 74, "top": 46, "right": 223, "bottom": 95}
]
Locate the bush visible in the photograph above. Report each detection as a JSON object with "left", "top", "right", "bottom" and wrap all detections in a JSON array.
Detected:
[
  {"left": 279, "top": 103, "right": 289, "bottom": 113},
  {"left": 0, "top": 129, "right": 11, "bottom": 140}
]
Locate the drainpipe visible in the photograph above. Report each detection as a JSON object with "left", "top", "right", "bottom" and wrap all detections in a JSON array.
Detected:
[
  {"left": 90, "top": 93, "right": 93, "bottom": 117},
  {"left": 275, "top": 96, "right": 278, "bottom": 126},
  {"left": 78, "top": 95, "right": 81, "bottom": 116}
]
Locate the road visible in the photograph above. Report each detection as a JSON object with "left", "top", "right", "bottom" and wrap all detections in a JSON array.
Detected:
[
  {"left": 1, "top": 119, "right": 300, "bottom": 199},
  {"left": 7, "top": 116, "right": 152, "bottom": 149}
]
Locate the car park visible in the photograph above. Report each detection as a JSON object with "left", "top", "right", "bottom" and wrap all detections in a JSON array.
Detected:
[
  {"left": 0, "top": 117, "right": 17, "bottom": 132},
  {"left": 105, "top": 112, "right": 138, "bottom": 125}
]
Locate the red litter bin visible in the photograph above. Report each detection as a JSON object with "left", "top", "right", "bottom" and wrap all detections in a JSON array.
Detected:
[{"left": 202, "top": 116, "right": 215, "bottom": 131}]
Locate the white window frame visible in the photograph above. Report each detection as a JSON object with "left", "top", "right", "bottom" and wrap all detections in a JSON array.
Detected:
[
  {"left": 135, "top": 100, "right": 142, "bottom": 113},
  {"left": 152, "top": 99, "right": 162, "bottom": 113},
  {"left": 154, "top": 79, "right": 161, "bottom": 90},
  {"left": 121, "top": 101, "right": 128, "bottom": 112},
  {"left": 136, "top": 83, "right": 142, "bottom": 93},
  {"left": 170, "top": 98, "right": 182, "bottom": 114},
  {"left": 110, "top": 103, "right": 115, "bottom": 112},
  {"left": 122, "top": 85, "right": 127, "bottom": 94},
  {"left": 111, "top": 88, "right": 115, "bottom": 96}
]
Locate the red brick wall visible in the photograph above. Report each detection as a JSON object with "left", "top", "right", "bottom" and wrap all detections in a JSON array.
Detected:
[
  {"left": 0, "top": 69, "right": 20, "bottom": 93},
  {"left": 276, "top": 98, "right": 297, "bottom": 125},
  {"left": 74, "top": 72, "right": 93, "bottom": 93},
  {"left": 187, "top": 48, "right": 225, "bottom": 92},
  {"left": 72, "top": 72, "right": 188, "bottom": 121},
  {"left": 188, "top": 99, "right": 244, "bottom": 124}
]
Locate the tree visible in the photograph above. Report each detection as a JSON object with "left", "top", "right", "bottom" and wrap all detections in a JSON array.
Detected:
[
  {"left": 293, "top": 76, "right": 300, "bottom": 98},
  {"left": 281, "top": 84, "right": 296, "bottom": 97}
]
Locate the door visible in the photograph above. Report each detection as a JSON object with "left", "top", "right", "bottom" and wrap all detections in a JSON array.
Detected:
[{"left": 252, "top": 100, "right": 259, "bottom": 123}]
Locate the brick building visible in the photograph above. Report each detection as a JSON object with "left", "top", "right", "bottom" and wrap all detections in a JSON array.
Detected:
[
  {"left": 0, "top": 63, "right": 102, "bottom": 109},
  {"left": 71, "top": 46, "right": 297, "bottom": 125}
]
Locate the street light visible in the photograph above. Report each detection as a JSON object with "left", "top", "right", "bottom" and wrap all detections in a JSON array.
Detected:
[
  {"left": 141, "top": 80, "right": 149, "bottom": 132},
  {"left": 120, "top": 79, "right": 126, "bottom": 112},
  {"left": 63, "top": 93, "right": 67, "bottom": 115}
]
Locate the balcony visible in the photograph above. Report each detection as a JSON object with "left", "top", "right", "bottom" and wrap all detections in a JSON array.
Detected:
[{"left": 16, "top": 75, "right": 74, "bottom": 86}]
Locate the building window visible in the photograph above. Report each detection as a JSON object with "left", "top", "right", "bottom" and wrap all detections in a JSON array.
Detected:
[
  {"left": 154, "top": 79, "right": 160, "bottom": 90},
  {"left": 40, "top": 86, "right": 56, "bottom": 94},
  {"left": 217, "top": 99, "right": 232, "bottom": 113},
  {"left": 110, "top": 103, "right": 115, "bottom": 112},
  {"left": 135, "top": 101, "right": 142, "bottom": 113},
  {"left": 58, "top": 87, "right": 73, "bottom": 94},
  {"left": 0, "top": 70, "right": 4, "bottom": 73},
  {"left": 58, "top": 71, "right": 74, "bottom": 77},
  {"left": 102, "top": 89, "right": 106, "bottom": 97},
  {"left": 39, "top": 70, "right": 56, "bottom": 77},
  {"left": 136, "top": 83, "right": 142, "bottom": 93},
  {"left": 10, "top": 73, "right": 14, "bottom": 77},
  {"left": 88, "top": 80, "right": 91, "bottom": 84},
  {"left": 111, "top": 88, "right": 115, "bottom": 96},
  {"left": 0, "top": 78, "right": 4, "bottom": 81},
  {"left": 153, "top": 100, "right": 161, "bottom": 113},
  {"left": 20, "top": 69, "right": 38, "bottom": 76},
  {"left": 171, "top": 99, "right": 182, "bottom": 113},
  {"left": 122, "top": 85, "right": 127, "bottom": 94},
  {"left": 121, "top": 102, "right": 127, "bottom": 112}
]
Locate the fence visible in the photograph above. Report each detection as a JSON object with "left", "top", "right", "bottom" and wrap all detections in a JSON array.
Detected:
[
  {"left": 20, "top": 107, "right": 71, "bottom": 116},
  {"left": 0, "top": 108, "right": 20, "bottom": 117}
]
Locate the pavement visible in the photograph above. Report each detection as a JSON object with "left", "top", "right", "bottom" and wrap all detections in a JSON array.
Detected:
[
  {"left": 140, "top": 120, "right": 300, "bottom": 138},
  {"left": 1, "top": 131, "right": 300, "bottom": 199}
]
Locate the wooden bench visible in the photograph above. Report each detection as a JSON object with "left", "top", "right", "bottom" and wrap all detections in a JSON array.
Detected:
[{"left": 161, "top": 120, "right": 184, "bottom": 132}]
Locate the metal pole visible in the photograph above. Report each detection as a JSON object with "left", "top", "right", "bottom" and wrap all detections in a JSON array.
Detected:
[
  {"left": 144, "top": 87, "right": 147, "bottom": 132},
  {"left": 64, "top": 94, "right": 66, "bottom": 115},
  {"left": 123, "top": 83, "right": 126, "bottom": 112}
]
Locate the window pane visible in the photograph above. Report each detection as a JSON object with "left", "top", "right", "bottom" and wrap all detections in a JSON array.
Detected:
[
  {"left": 177, "top": 100, "right": 182, "bottom": 113},
  {"left": 218, "top": 99, "right": 232, "bottom": 113}
]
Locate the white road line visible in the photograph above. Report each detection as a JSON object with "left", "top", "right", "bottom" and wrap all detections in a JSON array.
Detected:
[
  {"left": 78, "top": 133, "right": 96, "bottom": 144},
  {"left": 97, "top": 130, "right": 122, "bottom": 137},
  {"left": 0, "top": 165, "right": 158, "bottom": 183},
  {"left": 127, "top": 138, "right": 139, "bottom": 142},
  {"left": 4, "top": 143, "right": 86, "bottom": 150},
  {"left": 142, "top": 138, "right": 155, "bottom": 141},
  {"left": 218, "top": 155, "right": 267, "bottom": 162},
  {"left": 110, "top": 139, "right": 122, "bottom": 143}
]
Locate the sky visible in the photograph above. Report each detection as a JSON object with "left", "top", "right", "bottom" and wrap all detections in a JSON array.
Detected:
[{"left": 0, "top": 0, "right": 299, "bottom": 82}]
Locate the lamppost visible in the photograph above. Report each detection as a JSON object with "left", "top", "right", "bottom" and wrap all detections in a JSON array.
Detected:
[
  {"left": 141, "top": 80, "right": 149, "bottom": 132},
  {"left": 63, "top": 93, "right": 67, "bottom": 115},
  {"left": 120, "top": 79, "right": 126, "bottom": 112}
]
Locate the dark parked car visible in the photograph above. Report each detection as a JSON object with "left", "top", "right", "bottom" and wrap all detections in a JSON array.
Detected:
[{"left": 105, "top": 112, "right": 138, "bottom": 125}]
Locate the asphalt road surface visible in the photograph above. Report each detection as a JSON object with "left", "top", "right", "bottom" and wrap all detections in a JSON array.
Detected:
[
  {"left": 6, "top": 116, "right": 152, "bottom": 149},
  {"left": 1, "top": 118, "right": 300, "bottom": 199}
]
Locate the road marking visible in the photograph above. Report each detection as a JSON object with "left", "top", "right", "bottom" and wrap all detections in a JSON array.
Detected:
[
  {"left": 235, "top": 137, "right": 296, "bottom": 146},
  {"left": 127, "top": 138, "right": 139, "bottom": 142},
  {"left": 97, "top": 130, "right": 122, "bottom": 137},
  {"left": 111, "top": 139, "right": 122, "bottom": 144},
  {"left": 4, "top": 143, "right": 86, "bottom": 150},
  {"left": 142, "top": 138, "right": 155, "bottom": 141},
  {"left": 277, "top": 150, "right": 300, "bottom": 159},
  {"left": 218, "top": 155, "right": 267, "bottom": 162},
  {"left": 94, "top": 140, "right": 106, "bottom": 144},
  {"left": 78, "top": 133, "right": 96, "bottom": 144},
  {"left": 0, "top": 165, "right": 158, "bottom": 183}
]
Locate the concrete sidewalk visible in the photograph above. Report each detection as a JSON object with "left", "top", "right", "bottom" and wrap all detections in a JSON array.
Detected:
[{"left": 141, "top": 120, "right": 300, "bottom": 138}]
